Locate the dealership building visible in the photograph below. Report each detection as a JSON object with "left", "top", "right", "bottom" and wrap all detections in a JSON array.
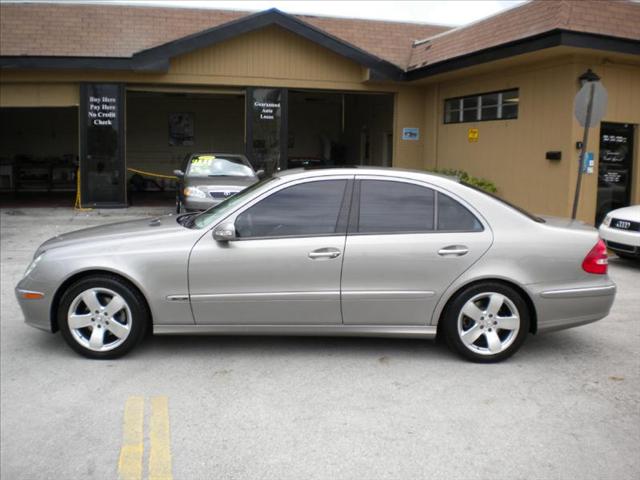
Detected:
[{"left": 0, "top": 0, "right": 638, "bottom": 224}]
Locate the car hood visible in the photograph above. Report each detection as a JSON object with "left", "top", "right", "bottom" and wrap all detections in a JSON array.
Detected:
[
  {"left": 185, "top": 176, "right": 257, "bottom": 189},
  {"left": 36, "top": 215, "right": 186, "bottom": 255},
  {"left": 606, "top": 205, "right": 640, "bottom": 222}
]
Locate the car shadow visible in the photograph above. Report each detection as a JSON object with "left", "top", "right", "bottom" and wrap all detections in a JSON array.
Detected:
[{"left": 608, "top": 256, "right": 640, "bottom": 271}]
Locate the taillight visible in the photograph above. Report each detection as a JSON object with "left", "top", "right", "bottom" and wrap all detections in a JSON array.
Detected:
[{"left": 582, "top": 239, "right": 608, "bottom": 274}]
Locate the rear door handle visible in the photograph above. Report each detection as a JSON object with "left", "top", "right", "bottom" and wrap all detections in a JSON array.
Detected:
[
  {"left": 308, "top": 248, "right": 341, "bottom": 260},
  {"left": 438, "top": 245, "right": 469, "bottom": 256}
]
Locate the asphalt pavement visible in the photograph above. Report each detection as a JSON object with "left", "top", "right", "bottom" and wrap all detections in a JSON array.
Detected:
[{"left": 1, "top": 207, "right": 639, "bottom": 480}]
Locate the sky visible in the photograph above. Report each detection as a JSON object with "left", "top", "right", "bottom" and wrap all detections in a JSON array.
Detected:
[{"left": 5, "top": 0, "right": 529, "bottom": 26}]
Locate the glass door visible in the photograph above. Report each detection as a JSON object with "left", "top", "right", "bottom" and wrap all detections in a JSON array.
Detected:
[
  {"left": 596, "top": 122, "right": 635, "bottom": 225},
  {"left": 246, "top": 88, "right": 287, "bottom": 174},
  {"left": 80, "top": 83, "right": 126, "bottom": 207}
]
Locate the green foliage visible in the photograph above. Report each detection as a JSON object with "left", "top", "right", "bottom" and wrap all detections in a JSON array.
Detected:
[{"left": 427, "top": 168, "right": 498, "bottom": 193}]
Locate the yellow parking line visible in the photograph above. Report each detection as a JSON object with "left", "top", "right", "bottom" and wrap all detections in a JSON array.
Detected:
[
  {"left": 118, "top": 396, "right": 145, "bottom": 480},
  {"left": 149, "top": 396, "right": 174, "bottom": 480}
]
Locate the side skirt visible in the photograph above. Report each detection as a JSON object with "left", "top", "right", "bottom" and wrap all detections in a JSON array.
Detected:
[{"left": 153, "top": 324, "right": 437, "bottom": 338}]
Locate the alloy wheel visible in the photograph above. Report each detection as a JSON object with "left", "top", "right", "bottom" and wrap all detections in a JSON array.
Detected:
[
  {"left": 457, "top": 292, "right": 521, "bottom": 356},
  {"left": 67, "top": 287, "right": 133, "bottom": 352}
]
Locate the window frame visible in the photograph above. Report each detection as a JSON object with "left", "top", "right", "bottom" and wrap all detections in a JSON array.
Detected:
[
  {"left": 228, "top": 176, "right": 354, "bottom": 241},
  {"left": 443, "top": 88, "right": 519, "bottom": 124},
  {"left": 348, "top": 176, "right": 485, "bottom": 236}
]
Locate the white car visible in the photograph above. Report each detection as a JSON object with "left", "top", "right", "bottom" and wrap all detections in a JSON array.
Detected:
[{"left": 599, "top": 205, "right": 640, "bottom": 259}]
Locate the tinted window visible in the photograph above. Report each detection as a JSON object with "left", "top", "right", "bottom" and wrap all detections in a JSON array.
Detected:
[
  {"left": 437, "top": 193, "right": 482, "bottom": 231},
  {"left": 235, "top": 180, "right": 347, "bottom": 238},
  {"left": 358, "top": 180, "right": 434, "bottom": 233}
]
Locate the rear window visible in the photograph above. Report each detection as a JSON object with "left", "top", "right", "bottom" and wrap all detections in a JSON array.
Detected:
[{"left": 463, "top": 182, "right": 545, "bottom": 223}]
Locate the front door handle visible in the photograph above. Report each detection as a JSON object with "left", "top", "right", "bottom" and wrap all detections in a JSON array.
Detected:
[
  {"left": 308, "top": 248, "right": 341, "bottom": 260},
  {"left": 438, "top": 245, "right": 469, "bottom": 256}
]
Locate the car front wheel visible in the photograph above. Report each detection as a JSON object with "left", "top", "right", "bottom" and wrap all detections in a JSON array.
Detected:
[
  {"left": 58, "top": 275, "right": 148, "bottom": 359},
  {"left": 442, "top": 282, "right": 530, "bottom": 363}
]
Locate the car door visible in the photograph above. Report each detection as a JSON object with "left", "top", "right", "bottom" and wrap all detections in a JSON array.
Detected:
[
  {"left": 188, "top": 176, "right": 352, "bottom": 325},
  {"left": 341, "top": 176, "right": 493, "bottom": 325}
]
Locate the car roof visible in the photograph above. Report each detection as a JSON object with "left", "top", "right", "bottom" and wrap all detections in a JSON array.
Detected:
[{"left": 274, "top": 166, "right": 460, "bottom": 186}]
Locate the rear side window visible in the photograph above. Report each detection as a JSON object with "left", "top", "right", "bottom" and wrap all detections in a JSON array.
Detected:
[
  {"left": 358, "top": 180, "right": 435, "bottom": 233},
  {"left": 355, "top": 179, "right": 482, "bottom": 234},
  {"left": 437, "top": 193, "right": 483, "bottom": 231},
  {"left": 235, "top": 180, "right": 347, "bottom": 238}
]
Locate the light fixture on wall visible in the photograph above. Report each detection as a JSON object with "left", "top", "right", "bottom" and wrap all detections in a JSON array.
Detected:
[{"left": 578, "top": 68, "right": 600, "bottom": 86}]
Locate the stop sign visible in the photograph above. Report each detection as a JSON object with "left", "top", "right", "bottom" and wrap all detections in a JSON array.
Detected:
[{"left": 574, "top": 81, "right": 608, "bottom": 127}]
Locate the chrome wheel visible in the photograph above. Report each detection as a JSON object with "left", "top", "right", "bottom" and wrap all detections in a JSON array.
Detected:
[
  {"left": 67, "top": 287, "right": 132, "bottom": 352},
  {"left": 457, "top": 292, "right": 520, "bottom": 356}
]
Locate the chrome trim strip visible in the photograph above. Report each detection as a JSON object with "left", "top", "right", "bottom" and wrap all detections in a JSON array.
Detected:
[
  {"left": 16, "top": 289, "right": 45, "bottom": 297},
  {"left": 154, "top": 324, "right": 437, "bottom": 338},
  {"left": 190, "top": 291, "right": 340, "bottom": 302},
  {"left": 540, "top": 284, "right": 616, "bottom": 299},
  {"left": 166, "top": 295, "right": 189, "bottom": 302},
  {"left": 342, "top": 290, "right": 435, "bottom": 298}
]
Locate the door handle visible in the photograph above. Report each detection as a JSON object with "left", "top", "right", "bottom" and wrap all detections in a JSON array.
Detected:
[
  {"left": 308, "top": 248, "right": 341, "bottom": 260},
  {"left": 438, "top": 245, "right": 469, "bottom": 256}
]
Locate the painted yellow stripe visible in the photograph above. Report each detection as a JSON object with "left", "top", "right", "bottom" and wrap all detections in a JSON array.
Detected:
[
  {"left": 118, "top": 396, "right": 144, "bottom": 480},
  {"left": 149, "top": 396, "right": 174, "bottom": 480}
]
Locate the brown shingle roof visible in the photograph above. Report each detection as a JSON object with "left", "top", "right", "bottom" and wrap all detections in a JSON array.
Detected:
[
  {"left": 408, "top": 0, "right": 640, "bottom": 70},
  {"left": 0, "top": 2, "right": 448, "bottom": 68}
]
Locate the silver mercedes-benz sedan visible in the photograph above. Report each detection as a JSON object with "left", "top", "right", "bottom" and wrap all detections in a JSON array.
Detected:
[{"left": 15, "top": 168, "right": 616, "bottom": 362}]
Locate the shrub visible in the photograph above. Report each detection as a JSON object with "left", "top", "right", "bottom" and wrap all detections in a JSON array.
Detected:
[{"left": 427, "top": 168, "right": 497, "bottom": 193}]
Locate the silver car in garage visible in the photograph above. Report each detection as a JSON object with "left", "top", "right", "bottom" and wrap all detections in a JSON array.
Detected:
[{"left": 16, "top": 168, "right": 616, "bottom": 362}]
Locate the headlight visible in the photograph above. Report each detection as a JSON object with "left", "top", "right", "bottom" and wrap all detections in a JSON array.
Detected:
[
  {"left": 602, "top": 215, "right": 612, "bottom": 227},
  {"left": 184, "top": 186, "right": 207, "bottom": 199},
  {"left": 24, "top": 252, "right": 44, "bottom": 277}
]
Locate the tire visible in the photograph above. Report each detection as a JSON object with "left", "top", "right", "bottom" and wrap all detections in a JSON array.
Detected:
[
  {"left": 441, "top": 282, "right": 530, "bottom": 363},
  {"left": 58, "top": 274, "right": 149, "bottom": 359}
]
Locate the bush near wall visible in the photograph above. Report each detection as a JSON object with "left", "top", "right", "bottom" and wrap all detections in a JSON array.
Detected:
[{"left": 427, "top": 168, "right": 497, "bottom": 193}]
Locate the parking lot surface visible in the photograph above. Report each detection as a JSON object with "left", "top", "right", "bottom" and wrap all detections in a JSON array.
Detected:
[{"left": 1, "top": 207, "right": 639, "bottom": 480}]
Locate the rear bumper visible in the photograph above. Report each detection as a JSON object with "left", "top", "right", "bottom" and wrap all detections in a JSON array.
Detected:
[{"left": 534, "top": 283, "right": 616, "bottom": 333}]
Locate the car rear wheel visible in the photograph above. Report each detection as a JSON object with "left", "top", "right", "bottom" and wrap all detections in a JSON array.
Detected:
[
  {"left": 442, "top": 282, "right": 530, "bottom": 363},
  {"left": 58, "top": 275, "right": 148, "bottom": 359}
]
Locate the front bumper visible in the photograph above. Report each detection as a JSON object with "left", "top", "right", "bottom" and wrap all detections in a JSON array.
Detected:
[
  {"left": 183, "top": 197, "right": 222, "bottom": 212},
  {"left": 599, "top": 224, "right": 640, "bottom": 256},
  {"left": 15, "top": 283, "right": 54, "bottom": 332}
]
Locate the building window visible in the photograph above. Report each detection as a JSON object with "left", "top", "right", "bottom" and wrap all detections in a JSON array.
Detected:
[{"left": 444, "top": 89, "right": 519, "bottom": 124}]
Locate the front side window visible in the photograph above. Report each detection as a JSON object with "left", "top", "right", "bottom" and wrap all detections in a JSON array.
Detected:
[
  {"left": 235, "top": 180, "right": 347, "bottom": 238},
  {"left": 358, "top": 180, "right": 435, "bottom": 233}
]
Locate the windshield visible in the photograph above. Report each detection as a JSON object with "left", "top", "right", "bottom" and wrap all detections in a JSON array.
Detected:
[
  {"left": 186, "top": 155, "right": 255, "bottom": 178},
  {"left": 187, "top": 177, "right": 280, "bottom": 229}
]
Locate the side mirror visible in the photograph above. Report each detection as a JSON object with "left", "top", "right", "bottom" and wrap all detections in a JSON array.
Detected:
[
  {"left": 256, "top": 169, "right": 265, "bottom": 179},
  {"left": 173, "top": 169, "right": 185, "bottom": 178},
  {"left": 212, "top": 222, "right": 236, "bottom": 242}
]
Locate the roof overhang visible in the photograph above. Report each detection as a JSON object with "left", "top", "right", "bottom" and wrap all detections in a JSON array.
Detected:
[
  {"left": 405, "top": 29, "right": 640, "bottom": 81},
  {"left": 0, "top": 8, "right": 405, "bottom": 80}
]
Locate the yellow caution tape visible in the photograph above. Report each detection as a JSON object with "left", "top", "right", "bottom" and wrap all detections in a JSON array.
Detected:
[
  {"left": 127, "top": 168, "right": 177, "bottom": 180},
  {"left": 74, "top": 168, "right": 93, "bottom": 211}
]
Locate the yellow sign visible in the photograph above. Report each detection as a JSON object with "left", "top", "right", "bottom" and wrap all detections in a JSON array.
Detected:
[{"left": 468, "top": 128, "right": 479, "bottom": 142}]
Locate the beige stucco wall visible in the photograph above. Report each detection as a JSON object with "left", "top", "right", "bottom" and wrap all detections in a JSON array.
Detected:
[
  {"left": 0, "top": 25, "right": 430, "bottom": 171},
  {"left": 422, "top": 55, "right": 640, "bottom": 224},
  {"left": 568, "top": 58, "right": 640, "bottom": 222}
]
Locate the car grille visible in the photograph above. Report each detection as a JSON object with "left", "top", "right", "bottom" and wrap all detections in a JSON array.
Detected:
[
  {"left": 209, "top": 191, "right": 238, "bottom": 200},
  {"left": 610, "top": 218, "right": 640, "bottom": 232},
  {"left": 605, "top": 240, "right": 638, "bottom": 254}
]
